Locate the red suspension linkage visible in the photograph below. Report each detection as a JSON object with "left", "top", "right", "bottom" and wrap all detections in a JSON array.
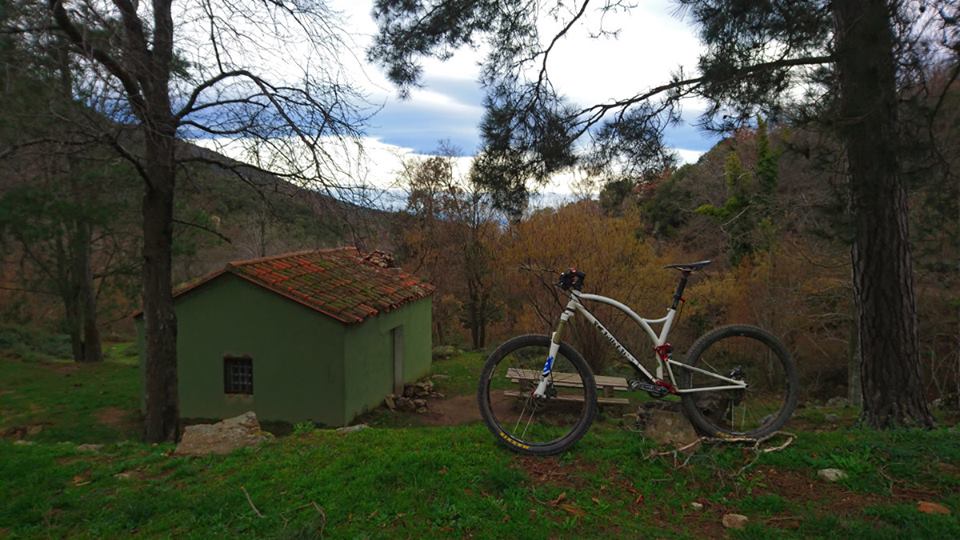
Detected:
[
  {"left": 655, "top": 379, "right": 678, "bottom": 395},
  {"left": 652, "top": 343, "right": 678, "bottom": 395}
]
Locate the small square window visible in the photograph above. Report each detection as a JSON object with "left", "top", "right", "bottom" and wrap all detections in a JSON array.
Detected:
[{"left": 224, "top": 355, "right": 253, "bottom": 395}]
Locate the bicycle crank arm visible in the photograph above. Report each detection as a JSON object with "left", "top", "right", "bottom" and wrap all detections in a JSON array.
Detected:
[{"left": 629, "top": 378, "right": 672, "bottom": 398}]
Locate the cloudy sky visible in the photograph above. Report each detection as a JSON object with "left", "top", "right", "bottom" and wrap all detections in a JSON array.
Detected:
[
  {"left": 336, "top": 1, "right": 716, "bottom": 157},
  {"left": 196, "top": 1, "right": 718, "bottom": 195}
]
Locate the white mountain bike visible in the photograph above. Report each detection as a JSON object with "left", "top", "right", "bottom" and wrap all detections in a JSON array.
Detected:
[{"left": 477, "top": 261, "right": 798, "bottom": 455}]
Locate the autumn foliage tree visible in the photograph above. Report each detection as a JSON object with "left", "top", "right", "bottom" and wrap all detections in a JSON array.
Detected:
[{"left": 397, "top": 150, "right": 501, "bottom": 349}]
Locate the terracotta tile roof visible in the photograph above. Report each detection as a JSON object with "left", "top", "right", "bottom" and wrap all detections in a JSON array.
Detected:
[{"left": 136, "top": 248, "right": 434, "bottom": 324}]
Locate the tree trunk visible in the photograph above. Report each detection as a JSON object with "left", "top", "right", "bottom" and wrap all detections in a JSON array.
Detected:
[
  {"left": 61, "top": 286, "right": 83, "bottom": 362},
  {"left": 141, "top": 127, "right": 179, "bottom": 442},
  {"left": 847, "top": 311, "right": 862, "bottom": 407},
  {"left": 833, "top": 0, "right": 933, "bottom": 428},
  {"left": 72, "top": 217, "right": 101, "bottom": 363},
  {"left": 58, "top": 34, "right": 101, "bottom": 363}
]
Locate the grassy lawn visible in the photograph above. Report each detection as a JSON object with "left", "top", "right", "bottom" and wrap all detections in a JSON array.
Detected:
[
  {"left": 0, "top": 342, "right": 142, "bottom": 443},
  {"left": 429, "top": 350, "right": 486, "bottom": 396},
  {"left": 1, "top": 345, "right": 959, "bottom": 538}
]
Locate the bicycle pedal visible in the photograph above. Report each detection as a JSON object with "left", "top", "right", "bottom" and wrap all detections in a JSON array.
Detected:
[{"left": 628, "top": 378, "right": 669, "bottom": 398}]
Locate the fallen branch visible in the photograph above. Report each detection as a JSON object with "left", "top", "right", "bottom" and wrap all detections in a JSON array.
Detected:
[
  {"left": 279, "top": 500, "right": 327, "bottom": 537},
  {"left": 241, "top": 485, "right": 264, "bottom": 518},
  {"left": 312, "top": 502, "right": 327, "bottom": 538},
  {"left": 646, "top": 431, "right": 796, "bottom": 474}
]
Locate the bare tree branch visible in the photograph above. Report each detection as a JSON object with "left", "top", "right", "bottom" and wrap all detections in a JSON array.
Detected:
[{"left": 48, "top": 0, "right": 146, "bottom": 113}]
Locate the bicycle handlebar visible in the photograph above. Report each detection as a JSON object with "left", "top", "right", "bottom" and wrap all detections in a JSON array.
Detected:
[{"left": 558, "top": 268, "right": 586, "bottom": 291}]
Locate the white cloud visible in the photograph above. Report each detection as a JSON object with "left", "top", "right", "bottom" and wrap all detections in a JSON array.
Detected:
[
  {"left": 675, "top": 148, "right": 705, "bottom": 164},
  {"left": 405, "top": 88, "right": 483, "bottom": 114},
  {"left": 332, "top": 0, "right": 705, "bottom": 106},
  {"left": 192, "top": 2, "right": 714, "bottom": 198}
]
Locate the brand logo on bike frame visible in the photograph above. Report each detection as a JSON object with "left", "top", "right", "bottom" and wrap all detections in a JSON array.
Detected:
[
  {"left": 541, "top": 356, "right": 554, "bottom": 375},
  {"left": 594, "top": 319, "right": 638, "bottom": 365}
]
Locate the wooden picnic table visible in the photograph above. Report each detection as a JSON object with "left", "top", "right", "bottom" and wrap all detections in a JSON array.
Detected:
[{"left": 504, "top": 367, "right": 631, "bottom": 405}]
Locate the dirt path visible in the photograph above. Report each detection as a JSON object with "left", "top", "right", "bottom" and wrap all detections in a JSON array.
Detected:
[
  {"left": 418, "top": 392, "right": 517, "bottom": 426},
  {"left": 419, "top": 395, "right": 480, "bottom": 426},
  {"left": 95, "top": 407, "right": 131, "bottom": 428}
]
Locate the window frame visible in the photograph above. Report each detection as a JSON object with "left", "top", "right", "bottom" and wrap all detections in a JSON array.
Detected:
[{"left": 223, "top": 355, "right": 254, "bottom": 395}]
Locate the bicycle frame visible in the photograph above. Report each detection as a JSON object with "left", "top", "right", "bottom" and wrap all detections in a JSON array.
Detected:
[{"left": 533, "top": 289, "right": 747, "bottom": 398}]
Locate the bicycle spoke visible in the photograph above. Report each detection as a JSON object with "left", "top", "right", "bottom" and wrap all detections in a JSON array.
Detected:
[
  {"left": 521, "top": 405, "right": 536, "bottom": 438},
  {"left": 514, "top": 394, "right": 532, "bottom": 433}
]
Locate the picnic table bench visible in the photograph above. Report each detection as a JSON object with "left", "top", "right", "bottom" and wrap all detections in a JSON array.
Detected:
[{"left": 504, "top": 367, "right": 631, "bottom": 405}]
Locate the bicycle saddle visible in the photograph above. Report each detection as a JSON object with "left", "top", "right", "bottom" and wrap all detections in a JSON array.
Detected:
[{"left": 663, "top": 260, "right": 712, "bottom": 272}]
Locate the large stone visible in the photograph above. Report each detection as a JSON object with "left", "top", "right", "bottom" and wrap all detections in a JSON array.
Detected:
[
  {"left": 638, "top": 402, "right": 699, "bottom": 449},
  {"left": 722, "top": 514, "right": 749, "bottom": 529},
  {"left": 817, "top": 468, "right": 848, "bottom": 482},
  {"left": 174, "top": 412, "right": 274, "bottom": 456}
]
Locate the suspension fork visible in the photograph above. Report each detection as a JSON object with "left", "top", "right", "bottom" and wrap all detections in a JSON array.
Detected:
[{"left": 534, "top": 301, "right": 576, "bottom": 398}]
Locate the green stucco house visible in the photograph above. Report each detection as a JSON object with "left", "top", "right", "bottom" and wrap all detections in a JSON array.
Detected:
[{"left": 135, "top": 248, "right": 434, "bottom": 427}]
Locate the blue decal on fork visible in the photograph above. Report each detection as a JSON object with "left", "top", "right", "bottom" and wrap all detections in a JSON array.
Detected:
[{"left": 542, "top": 356, "right": 554, "bottom": 376}]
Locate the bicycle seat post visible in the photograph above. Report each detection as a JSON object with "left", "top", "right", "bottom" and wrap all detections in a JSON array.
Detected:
[
  {"left": 663, "top": 260, "right": 711, "bottom": 309},
  {"left": 671, "top": 271, "right": 690, "bottom": 310}
]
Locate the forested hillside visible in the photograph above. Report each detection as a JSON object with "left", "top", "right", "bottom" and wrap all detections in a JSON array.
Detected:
[{"left": 0, "top": 140, "right": 390, "bottom": 334}]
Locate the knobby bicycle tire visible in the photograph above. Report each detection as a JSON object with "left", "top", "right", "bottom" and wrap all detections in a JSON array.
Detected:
[
  {"left": 477, "top": 334, "right": 598, "bottom": 455},
  {"left": 679, "top": 325, "right": 798, "bottom": 438}
]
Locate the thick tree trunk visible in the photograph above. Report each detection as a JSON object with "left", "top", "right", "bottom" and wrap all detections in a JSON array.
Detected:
[
  {"left": 833, "top": 0, "right": 933, "bottom": 428},
  {"left": 63, "top": 215, "right": 102, "bottom": 363},
  {"left": 847, "top": 312, "right": 862, "bottom": 407},
  {"left": 72, "top": 218, "right": 101, "bottom": 363},
  {"left": 61, "top": 287, "right": 83, "bottom": 362},
  {"left": 141, "top": 127, "right": 179, "bottom": 442}
]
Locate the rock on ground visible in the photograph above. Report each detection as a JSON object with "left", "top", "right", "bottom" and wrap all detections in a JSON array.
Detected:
[
  {"left": 637, "top": 402, "right": 700, "bottom": 449},
  {"left": 174, "top": 412, "right": 274, "bottom": 456},
  {"left": 817, "top": 468, "right": 848, "bottom": 482},
  {"left": 387, "top": 380, "right": 440, "bottom": 413},
  {"left": 336, "top": 424, "right": 369, "bottom": 434},
  {"left": 76, "top": 444, "right": 103, "bottom": 453},
  {"left": 825, "top": 397, "right": 849, "bottom": 408},
  {"left": 917, "top": 501, "right": 951, "bottom": 515},
  {"left": 432, "top": 345, "right": 461, "bottom": 359},
  {"left": 722, "top": 513, "right": 749, "bottom": 529}
]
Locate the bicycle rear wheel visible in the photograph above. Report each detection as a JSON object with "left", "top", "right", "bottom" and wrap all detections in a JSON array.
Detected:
[
  {"left": 477, "top": 335, "right": 597, "bottom": 455},
  {"left": 679, "top": 325, "right": 798, "bottom": 438}
]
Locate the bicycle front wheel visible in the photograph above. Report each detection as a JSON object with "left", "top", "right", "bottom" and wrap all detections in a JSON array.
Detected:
[
  {"left": 679, "top": 325, "right": 798, "bottom": 438},
  {"left": 477, "top": 335, "right": 597, "bottom": 455}
]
